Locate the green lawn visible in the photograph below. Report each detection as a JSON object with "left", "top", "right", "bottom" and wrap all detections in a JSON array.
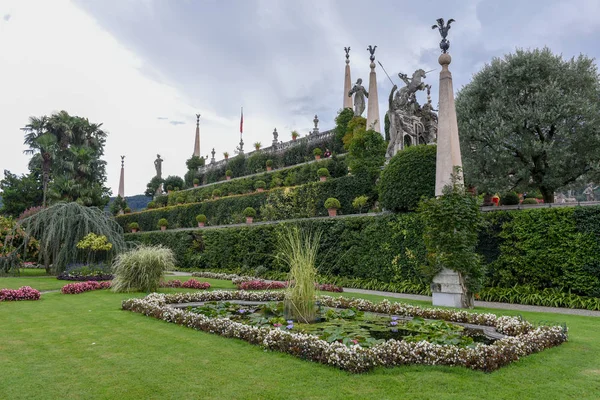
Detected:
[{"left": 1, "top": 278, "right": 599, "bottom": 399}]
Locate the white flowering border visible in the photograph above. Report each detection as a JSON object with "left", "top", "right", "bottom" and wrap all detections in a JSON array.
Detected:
[{"left": 122, "top": 291, "right": 567, "bottom": 373}]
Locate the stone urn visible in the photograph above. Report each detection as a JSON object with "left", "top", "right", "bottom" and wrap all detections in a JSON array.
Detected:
[
  {"left": 160, "top": 226, "right": 167, "bottom": 231},
  {"left": 198, "top": 222, "right": 205, "bottom": 228},
  {"left": 327, "top": 208, "right": 337, "bottom": 217},
  {"left": 246, "top": 217, "right": 253, "bottom": 224},
  {"left": 320, "top": 176, "right": 327, "bottom": 182}
]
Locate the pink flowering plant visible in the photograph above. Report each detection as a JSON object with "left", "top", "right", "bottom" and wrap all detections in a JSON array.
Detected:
[
  {"left": 160, "top": 279, "right": 211, "bottom": 290},
  {"left": 122, "top": 291, "right": 567, "bottom": 373},
  {"left": 0, "top": 286, "right": 41, "bottom": 301},
  {"left": 61, "top": 281, "right": 111, "bottom": 294}
]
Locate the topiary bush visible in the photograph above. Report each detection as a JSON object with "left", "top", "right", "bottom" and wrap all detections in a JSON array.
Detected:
[
  {"left": 157, "top": 218, "right": 168, "bottom": 228},
  {"left": 313, "top": 148, "right": 322, "bottom": 156},
  {"left": 212, "top": 189, "right": 222, "bottom": 198},
  {"left": 379, "top": 145, "right": 436, "bottom": 212},
  {"left": 111, "top": 245, "right": 175, "bottom": 292},
  {"left": 128, "top": 222, "right": 139, "bottom": 231},
  {"left": 318, "top": 168, "right": 330, "bottom": 178},
  {"left": 225, "top": 170, "right": 233, "bottom": 178},
  {"left": 500, "top": 192, "right": 520, "bottom": 205},
  {"left": 255, "top": 181, "right": 266, "bottom": 190},
  {"left": 522, "top": 198, "right": 538, "bottom": 205},
  {"left": 195, "top": 214, "right": 207, "bottom": 223},
  {"left": 243, "top": 207, "right": 256, "bottom": 218},
  {"left": 324, "top": 198, "right": 341, "bottom": 210}
]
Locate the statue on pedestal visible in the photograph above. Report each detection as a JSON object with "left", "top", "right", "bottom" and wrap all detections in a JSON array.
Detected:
[
  {"left": 154, "top": 154, "right": 163, "bottom": 179},
  {"left": 348, "top": 78, "right": 368, "bottom": 116},
  {"left": 583, "top": 183, "right": 598, "bottom": 201}
]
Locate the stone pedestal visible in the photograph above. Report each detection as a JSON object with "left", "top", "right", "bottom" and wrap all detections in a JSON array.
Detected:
[
  {"left": 435, "top": 53, "right": 463, "bottom": 196},
  {"left": 194, "top": 114, "right": 201, "bottom": 157},
  {"left": 343, "top": 62, "right": 352, "bottom": 109},
  {"left": 118, "top": 166, "right": 125, "bottom": 198},
  {"left": 366, "top": 61, "right": 381, "bottom": 133},
  {"left": 431, "top": 268, "right": 473, "bottom": 308}
]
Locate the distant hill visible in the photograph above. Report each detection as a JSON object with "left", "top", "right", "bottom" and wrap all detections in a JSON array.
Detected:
[{"left": 106, "top": 194, "right": 150, "bottom": 212}]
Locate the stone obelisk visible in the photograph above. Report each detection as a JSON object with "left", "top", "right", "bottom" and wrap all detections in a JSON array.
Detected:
[
  {"left": 193, "top": 114, "right": 201, "bottom": 157},
  {"left": 343, "top": 47, "right": 353, "bottom": 110},
  {"left": 118, "top": 156, "right": 125, "bottom": 198},
  {"left": 366, "top": 45, "right": 381, "bottom": 133}
]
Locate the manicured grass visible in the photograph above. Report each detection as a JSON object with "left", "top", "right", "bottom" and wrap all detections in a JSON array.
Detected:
[
  {"left": 18, "top": 269, "right": 51, "bottom": 276},
  {"left": 1, "top": 279, "right": 599, "bottom": 399}
]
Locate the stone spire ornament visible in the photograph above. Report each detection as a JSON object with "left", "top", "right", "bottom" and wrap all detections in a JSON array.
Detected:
[
  {"left": 313, "top": 115, "right": 319, "bottom": 135},
  {"left": 432, "top": 18, "right": 463, "bottom": 196},
  {"left": 366, "top": 45, "right": 381, "bottom": 133},
  {"left": 118, "top": 155, "right": 125, "bottom": 198},
  {"left": 193, "top": 113, "right": 201, "bottom": 157},
  {"left": 343, "top": 47, "right": 353, "bottom": 109}
]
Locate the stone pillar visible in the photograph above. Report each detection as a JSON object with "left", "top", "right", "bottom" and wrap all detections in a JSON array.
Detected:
[
  {"left": 193, "top": 114, "right": 201, "bottom": 157},
  {"left": 343, "top": 47, "right": 353, "bottom": 109},
  {"left": 118, "top": 156, "right": 125, "bottom": 198},
  {"left": 431, "top": 268, "right": 473, "bottom": 308},
  {"left": 434, "top": 53, "right": 463, "bottom": 196},
  {"left": 366, "top": 48, "right": 381, "bottom": 133}
]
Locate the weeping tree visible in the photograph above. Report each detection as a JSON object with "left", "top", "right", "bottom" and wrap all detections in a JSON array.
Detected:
[{"left": 0, "top": 202, "right": 126, "bottom": 274}]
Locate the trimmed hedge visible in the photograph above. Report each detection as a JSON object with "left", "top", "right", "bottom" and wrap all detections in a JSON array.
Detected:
[
  {"left": 116, "top": 174, "right": 376, "bottom": 231},
  {"left": 168, "top": 156, "right": 348, "bottom": 206},
  {"left": 125, "top": 206, "right": 600, "bottom": 298}
]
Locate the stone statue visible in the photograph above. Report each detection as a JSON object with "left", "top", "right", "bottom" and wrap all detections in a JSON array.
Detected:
[
  {"left": 348, "top": 78, "right": 368, "bottom": 116},
  {"left": 344, "top": 46, "right": 350, "bottom": 61},
  {"left": 432, "top": 18, "right": 455, "bottom": 54},
  {"left": 367, "top": 45, "right": 377, "bottom": 62},
  {"left": 583, "top": 183, "right": 598, "bottom": 201},
  {"left": 154, "top": 154, "right": 163, "bottom": 179}
]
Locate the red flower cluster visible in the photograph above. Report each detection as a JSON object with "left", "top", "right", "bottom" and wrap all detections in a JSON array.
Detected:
[
  {"left": 0, "top": 286, "right": 41, "bottom": 301},
  {"left": 316, "top": 283, "right": 343, "bottom": 293},
  {"left": 237, "top": 280, "right": 288, "bottom": 290},
  {"left": 160, "top": 279, "right": 211, "bottom": 290},
  {"left": 61, "top": 281, "right": 111, "bottom": 294}
]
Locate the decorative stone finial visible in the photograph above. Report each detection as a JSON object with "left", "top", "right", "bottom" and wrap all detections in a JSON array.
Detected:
[
  {"left": 344, "top": 47, "right": 350, "bottom": 64},
  {"left": 432, "top": 18, "right": 455, "bottom": 54},
  {"left": 367, "top": 45, "right": 377, "bottom": 62},
  {"left": 196, "top": 113, "right": 201, "bottom": 125},
  {"left": 120, "top": 155, "right": 125, "bottom": 168}
]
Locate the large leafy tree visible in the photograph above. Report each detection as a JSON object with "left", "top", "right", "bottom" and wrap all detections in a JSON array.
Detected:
[
  {"left": 0, "top": 170, "right": 43, "bottom": 217},
  {"left": 456, "top": 48, "right": 600, "bottom": 203}
]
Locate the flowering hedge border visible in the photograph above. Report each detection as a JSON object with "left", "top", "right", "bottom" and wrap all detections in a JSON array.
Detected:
[
  {"left": 192, "top": 272, "right": 343, "bottom": 293},
  {"left": 122, "top": 291, "right": 567, "bottom": 373},
  {"left": 161, "top": 279, "right": 211, "bottom": 290},
  {"left": 61, "top": 281, "right": 111, "bottom": 294},
  {"left": 0, "top": 286, "right": 41, "bottom": 301}
]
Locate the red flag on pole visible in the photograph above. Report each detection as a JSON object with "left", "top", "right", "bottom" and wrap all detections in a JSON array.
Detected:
[{"left": 239, "top": 107, "right": 243, "bottom": 134}]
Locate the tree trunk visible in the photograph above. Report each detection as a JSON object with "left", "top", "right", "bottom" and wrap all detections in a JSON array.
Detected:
[{"left": 540, "top": 187, "right": 554, "bottom": 203}]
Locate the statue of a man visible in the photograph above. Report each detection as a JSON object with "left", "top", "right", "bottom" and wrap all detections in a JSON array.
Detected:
[
  {"left": 583, "top": 183, "right": 598, "bottom": 201},
  {"left": 154, "top": 154, "right": 163, "bottom": 179},
  {"left": 348, "top": 78, "right": 368, "bottom": 116},
  {"left": 386, "top": 85, "right": 411, "bottom": 158}
]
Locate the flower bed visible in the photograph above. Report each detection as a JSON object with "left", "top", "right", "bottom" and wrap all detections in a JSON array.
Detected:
[
  {"left": 122, "top": 291, "right": 567, "bottom": 373},
  {"left": 61, "top": 281, "right": 111, "bottom": 294},
  {"left": 193, "top": 272, "right": 343, "bottom": 292},
  {"left": 57, "top": 263, "right": 113, "bottom": 281},
  {"left": 161, "top": 279, "right": 211, "bottom": 290},
  {"left": 0, "top": 286, "right": 41, "bottom": 301},
  {"left": 237, "top": 280, "right": 287, "bottom": 290}
]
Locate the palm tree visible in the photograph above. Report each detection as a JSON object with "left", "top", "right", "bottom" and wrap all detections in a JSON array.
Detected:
[{"left": 22, "top": 116, "right": 55, "bottom": 207}]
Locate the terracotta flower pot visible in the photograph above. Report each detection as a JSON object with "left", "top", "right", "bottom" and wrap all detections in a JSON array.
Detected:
[
  {"left": 320, "top": 176, "right": 327, "bottom": 182},
  {"left": 226, "top": 176, "right": 231, "bottom": 181},
  {"left": 198, "top": 222, "right": 205, "bottom": 228},
  {"left": 292, "top": 137, "right": 297, "bottom": 141},
  {"left": 214, "top": 196, "right": 220, "bottom": 200},
  {"left": 315, "top": 155, "right": 321, "bottom": 161},
  {"left": 131, "top": 228, "right": 138, "bottom": 233},
  {"left": 160, "top": 226, "right": 167, "bottom": 231},
  {"left": 257, "top": 188, "right": 264, "bottom": 193},
  {"left": 327, "top": 208, "right": 337, "bottom": 217},
  {"left": 246, "top": 217, "right": 253, "bottom": 224},
  {"left": 194, "top": 184, "right": 198, "bottom": 188},
  {"left": 267, "top": 166, "right": 272, "bottom": 172}
]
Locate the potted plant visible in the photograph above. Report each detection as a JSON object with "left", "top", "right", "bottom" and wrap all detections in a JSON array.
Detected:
[
  {"left": 157, "top": 218, "right": 168, "bottom": 231},
  {"left": 212, "top": 189, "right": 222, "bottom": 199},
  {"left": 226, "top": 170, "right": 232, "bottom": 181},
  {"left": 223, "top": 151, "right": 229, "bottom": 161},
  {"left": 124, "top": 207, "right": 132, "bottom": 214},
  {"left": 196, "top": 214, "right": 207, "bottom": 227},
  {"left": 317, "top": 167, "right": 330, "bottom": 182},
  {"left": 352, "top": 195, "right": 368, "bottom": 214},
  {"left": 266, "top": 159, "right": 273, "bottom": 172},
  {"left": 255, "top": 180, "right": 266, "bottom": 193},
  {"left": 167, "top": 185, "right": 173, "bottom": 194},
  {"left": 313, "top": 148, "right": 322, "bottom": 160},
  {"left": 193, "top": 178, "right": 200, "bottom": 188},
  {"left": 291, "top": 130, "right": 299, "bottom": 141},
  {"left": 324, "top": 197, "right": 341, "bottom": 217},
  {"left": 254, "top": 142, "right": 261, "bottom": 151},
  {"left": 243, "top": 207, "right": 256, "bottom": 224},
  {"left": 128, "top": 222, "right": 139, "bottom": 233},
  {"left": 147, "top": 201, "right": 156, "bottom": 209}
]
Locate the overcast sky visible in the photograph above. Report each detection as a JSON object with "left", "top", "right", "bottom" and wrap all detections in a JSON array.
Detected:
[{"left": 1, "top": 0, "right": 599, "bottom": 196}]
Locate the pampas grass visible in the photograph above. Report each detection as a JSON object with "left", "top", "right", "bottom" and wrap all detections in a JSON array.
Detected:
[{"left": 112, "top": 245, "right": 175, "bottom": 293}]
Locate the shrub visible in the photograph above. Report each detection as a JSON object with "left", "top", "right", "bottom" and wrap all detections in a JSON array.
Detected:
[
  {"left": 164, "top": 176, "right": 184, "bottom": 192},
  {"left": 161, "top": 279, "right": 210, "bottom": 289},
  {"left": 352, "top": 195, "right": 369, "bottom": 213},
  {"left": 316, "top": 283, "right": 344, "bottom": 293},
  {"left": 147, "top": 201, "right": 156, "bottom": 209},
  {"left": 193, "top": 178, "right": 200, "bottom": 185},
  {"left": 61, "top": 281, "right": 111, "bottom": 294},
  {"left": 212, "top": 189, "right": 222, "bottom": 198},
  {"left": 324, "top": 198, "right": 341, "bottom": 210},
  {"left": 255, "top": 181, "right": 266, "bottom": 190},
  {"left": 0, "top": 286, "right": 41, "bottom": 301},
  {"left": 166, "top": 185, "right": 174, "bottom": 191},
  {"left": 237, "top": 280, "right": 287, "bottom": 290},
  {"left": 291, "top": 130, "right": 299, "bottom": 139},
  {"left": 112, "top": 245, "right": 175, "bottom": 292},
  {"left": 522, "top": 198, "right": 538, "bottom": 205},
  {"left": 157, "top": 218, "right": 168, "bottom": 228},
  {"left": 196, "top": 214, "right": 207, "bottom": 223},
  {"left": 154, "top": 195, "right": 168, "bottom": 207},
  {"left": 226, "top": 170, "right": 233, "bottom": 177},
  {"left": 500, "top": 192, "right": 520, "bottom": 205},
  {"left": 266, "top": 160, "right": 273, "bottom": 167},
  {"left": 313, "top": 148, "right": 322, "bottom": 156},
  {"left": 124, "top": 207, "right": 132, "bottom": 214},
  {"left": 379, "top": 145, "right": 436, "bottom": 211},
  {"left": 129, "top": 222, "right": 140, "bottom": 230},
  {"left": 317, "top": 168, "right": 330, "bottom": 178},
  {"left": 243, "top": 207, "right": 256, "bottom": 218}
]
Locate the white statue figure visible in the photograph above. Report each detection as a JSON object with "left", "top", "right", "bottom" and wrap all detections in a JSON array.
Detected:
[{"left": 348, "top": 78, "right": 369, "bottom": 116}]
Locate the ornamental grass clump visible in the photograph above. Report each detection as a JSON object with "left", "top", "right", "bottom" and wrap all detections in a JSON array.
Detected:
[
  {"left": 278, "top": 227, "right": 321, "bottom": 323},
  {"left": 111, "top": 245, "right": 175, "bottom": 293}
]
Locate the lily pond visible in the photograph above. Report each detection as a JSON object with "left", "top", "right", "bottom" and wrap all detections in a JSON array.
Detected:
[{"left": 188, "top": 301, "right": 495, "bottom": 348}]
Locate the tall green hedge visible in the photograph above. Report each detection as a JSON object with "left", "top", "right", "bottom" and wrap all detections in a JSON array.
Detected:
[
  {"left": 125, "top": 206, "right": 600, "bottom": 297},
  {"left": 116, "top": 174, "right": 375, "bottom": 231}
]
